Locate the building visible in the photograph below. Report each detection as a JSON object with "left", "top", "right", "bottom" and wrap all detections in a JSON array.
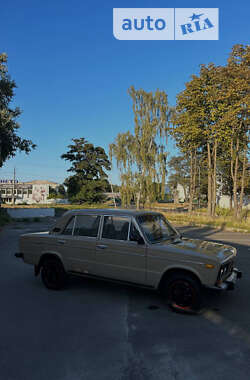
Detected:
[{"left": 0, "top": 180, "right": 59, "bottom": 205}]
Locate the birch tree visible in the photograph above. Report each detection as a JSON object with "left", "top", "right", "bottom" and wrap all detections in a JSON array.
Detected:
[{"left": 110, "top": 87, "right": 171, "bottom": 208}]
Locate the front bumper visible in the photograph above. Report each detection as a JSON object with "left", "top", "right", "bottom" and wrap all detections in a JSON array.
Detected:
[{"left": 209, "top": 268, "right": 242, "bottom": 291}]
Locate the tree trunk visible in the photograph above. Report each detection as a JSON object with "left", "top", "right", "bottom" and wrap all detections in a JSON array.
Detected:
[
  {"left": 183, "top": 186, "right": 187, "bottom": 203},
  {"left": 232, "top": 138, "right": 239, "bottom": 218},
  {"left": 237, "top": 148, "right": 247, "bottom": 219},
  {"left": 174, "top": 189, "right": 179, "bottom": 204},
  {"left": 188, "top": 151, "right": 193, "bottom": 212},
  {"left": 230, "top": 194, "right": 233, "bottom": 210},
  {"left": 161, "top": 169, "right": 166, "bottom": 200},
  {"left": 136, "top": 192, "right": 141, "bottom": 210},
  {"left": 188, "top": 150, "right": 197, "bottom": 213},
  {"left": 207, "top": 142, "right": 212, "bottom": 216},
  {"left": 211, "top": 140, "right": 217, "bottom": 217}
]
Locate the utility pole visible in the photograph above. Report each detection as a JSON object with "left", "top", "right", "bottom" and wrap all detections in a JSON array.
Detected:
[{"left": 12, "top": 167, "right": 16, "bottom": 205}]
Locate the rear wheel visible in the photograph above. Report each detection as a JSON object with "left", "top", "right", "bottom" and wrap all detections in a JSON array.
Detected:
[
  {"left": 163, "top": 273, "right": 202, "bottom": 313},
  {"left": 41, "top": 258, "right": 66, "bottom": 290}
]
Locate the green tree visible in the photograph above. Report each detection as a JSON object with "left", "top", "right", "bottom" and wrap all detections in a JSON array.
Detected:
[
  {"left": 61, "top": 138, "right": 111, "bottom": 203},
  {"left": 220, "top": 45, "right": 249, "bottom": 218},
  {"left": 110, "top": 86, "right": 172, "bottom": 208},
  {"left": 48, "top": 186, "right": 58, "bottom": 199},
  {"left": 48, "top": 185, "right": 66, "bottom": 199},
  {"left": 57, "top": 184, "right": 66, "bottom": 198},
  {"left": 0, "top": 53, "right": 35, "bottom": 168},
  {"left": 172, "top": 44, "right": 249, "bottom": 218}
]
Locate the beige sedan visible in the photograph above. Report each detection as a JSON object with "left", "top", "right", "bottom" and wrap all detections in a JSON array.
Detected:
[{"left": 15, "top": 209, "right": 242, "bottom": 312}]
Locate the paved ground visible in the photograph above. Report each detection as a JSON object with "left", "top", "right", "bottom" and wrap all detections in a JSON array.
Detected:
[{"left": 0, "top": 219, "right": 250, "bottom": 380}]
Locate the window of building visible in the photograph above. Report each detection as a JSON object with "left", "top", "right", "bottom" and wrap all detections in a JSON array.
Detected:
[
  {"left": 102, "top": 216, "right": 130, "bottom": 241},
  {"left": 74, "top": 215, "right": 100, "bottom": 237}
]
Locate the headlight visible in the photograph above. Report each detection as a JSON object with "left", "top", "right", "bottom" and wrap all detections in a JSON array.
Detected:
[{"left": 218, "top": 259, "right": 234, "bottom": 280}]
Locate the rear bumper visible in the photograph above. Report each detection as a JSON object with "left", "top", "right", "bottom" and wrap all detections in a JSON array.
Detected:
[{"left": 208, "top": 268, "right": 242, "bottom": 291}]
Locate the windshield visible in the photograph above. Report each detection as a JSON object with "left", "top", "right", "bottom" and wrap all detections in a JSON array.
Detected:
[{"left": 137, "top": 214, "right": 178, "bottom": 243}]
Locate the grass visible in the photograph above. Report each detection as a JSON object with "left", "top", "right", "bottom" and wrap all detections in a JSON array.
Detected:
[
  {"left": 1, "top": 202, "right": 111, "bottom": 210},
  {"left": 53, "top": 203, "right": 111, "bottom": 217},
  {"left": 1, "top": 202, "right": 249, "bottom": 233},
  {"left": 162, "top": 211, "right": 250, "bottom": 233}
]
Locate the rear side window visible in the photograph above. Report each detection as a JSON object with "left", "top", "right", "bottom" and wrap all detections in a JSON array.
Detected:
[
  {"left": 102, "top": 216, "right": 130, "bottom": 241},
  {"left": 62, "top": 217, "right": 75, "bottom": 235},
  {"left": 74, "top": 215, "right": 100, "bottom": 237}
]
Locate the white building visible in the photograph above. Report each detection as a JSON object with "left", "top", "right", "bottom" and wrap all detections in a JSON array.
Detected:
[{"left": 0, "top": 180, "right": 59, "bottom": 205}]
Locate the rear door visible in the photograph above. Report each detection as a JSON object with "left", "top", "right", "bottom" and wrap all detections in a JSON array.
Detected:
[
  {"left": 56, "top": 214, "right": 100, "bottom": 274},
  {"left": 94, "top": 215, "right": 146, "bottom": 284}
]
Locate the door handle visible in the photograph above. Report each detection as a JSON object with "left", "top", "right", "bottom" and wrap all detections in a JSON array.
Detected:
[
  {"left": 58, "top": 240, "right": 66, "bottom": 245},
  {"left": 96, "top": 244, "right": 107, "bottom": 250}
]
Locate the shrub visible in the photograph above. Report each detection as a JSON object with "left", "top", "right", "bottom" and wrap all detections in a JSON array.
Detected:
[{"left": 215, "top": 207, "right": 232, "bottom": 217}]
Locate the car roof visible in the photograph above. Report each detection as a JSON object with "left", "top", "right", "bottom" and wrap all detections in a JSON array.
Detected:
[
  {"left": 64, "top": 208, "right": 161, "bottom": 217},
  {"left": 52, "top": 208, "right": 162, "bottom": 232}
]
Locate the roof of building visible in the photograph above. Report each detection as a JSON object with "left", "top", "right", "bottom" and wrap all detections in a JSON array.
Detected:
[{"left": 24, "top": 180, "right": 59, "bottom": 185}]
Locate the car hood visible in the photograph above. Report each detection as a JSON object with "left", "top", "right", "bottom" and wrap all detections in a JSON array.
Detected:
[{"left": 160, "top": 237, "right": 236, "bottom": 262}]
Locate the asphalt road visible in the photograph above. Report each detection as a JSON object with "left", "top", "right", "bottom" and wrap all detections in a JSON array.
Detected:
[{"left": 0, "top": 219, "right": 250, "bottom": 380}]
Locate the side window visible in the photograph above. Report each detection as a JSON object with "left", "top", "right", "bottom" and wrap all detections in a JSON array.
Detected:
[
  {"left": 129, "top": 222, "right": 141, "bottom": 242},
  {"left": 74, "top": 215, "right": 100, "bottom": 237},
  {"left": 102, "top": 216, "right": 130, "bottom": 241},
  {"left": 62, "top": 217, "right": 75, "bottom": 235}
]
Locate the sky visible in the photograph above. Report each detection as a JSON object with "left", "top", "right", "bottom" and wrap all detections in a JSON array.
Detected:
[{"left": 0, "top": 0, "right": 249, "bottom": 185}]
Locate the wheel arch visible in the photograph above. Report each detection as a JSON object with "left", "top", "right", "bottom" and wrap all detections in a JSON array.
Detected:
[
  {"left": 157, "top": 267, "right": 202, "bottom": 292},
  {"left": 35, "top": 252, "right": 64, "bottom": 276}
]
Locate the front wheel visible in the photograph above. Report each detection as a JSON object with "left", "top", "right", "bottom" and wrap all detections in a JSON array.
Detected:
[
  {"left": 163, "top": 273, "right": 202, "bottom": 313},
  {"left": 41, "top": 258, "right": 66, "bottom": 290}
]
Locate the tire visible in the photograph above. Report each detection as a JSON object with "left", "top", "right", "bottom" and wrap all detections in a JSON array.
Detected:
[
  {"left": 163, "top": 273, "right": 202, "bottom": 313},
  {"left": 41, "top": 257, "right": 66, "bottom": 290}
]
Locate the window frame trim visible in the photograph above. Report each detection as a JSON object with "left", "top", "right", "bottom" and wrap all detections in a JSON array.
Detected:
[{"left": 61, "top": 216, "right": 76, "bottom": 236}]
